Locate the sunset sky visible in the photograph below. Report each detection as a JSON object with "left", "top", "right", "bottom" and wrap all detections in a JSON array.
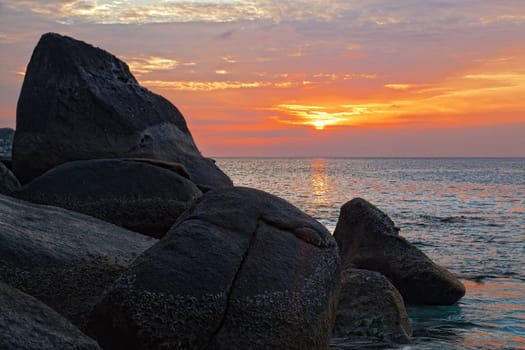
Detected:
[{"left": 1, "top": 0, "right": 524, "bottom": 156}]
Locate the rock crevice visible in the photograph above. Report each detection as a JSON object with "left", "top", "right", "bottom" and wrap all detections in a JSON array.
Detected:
[{"left": 204, "top": 218, "right": 262, "bottom": 349}]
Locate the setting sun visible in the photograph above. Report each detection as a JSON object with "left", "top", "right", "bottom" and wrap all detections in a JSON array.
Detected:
[{"left": 313, "top": 120, "right": 326, "bottom": 130}]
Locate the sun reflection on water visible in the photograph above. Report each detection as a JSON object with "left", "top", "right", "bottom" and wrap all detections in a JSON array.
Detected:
[{"left": 310, "top": 158, "right": 330, "bottom": 206}]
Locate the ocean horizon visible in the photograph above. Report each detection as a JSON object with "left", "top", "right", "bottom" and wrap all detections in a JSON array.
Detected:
[{"left": 215, "top": 156, "right": 525, "bottom": 159}]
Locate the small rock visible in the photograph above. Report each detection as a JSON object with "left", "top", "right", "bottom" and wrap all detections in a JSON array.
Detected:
[{"left": 333, "top": 268, "right": 411, "bottom": 344}]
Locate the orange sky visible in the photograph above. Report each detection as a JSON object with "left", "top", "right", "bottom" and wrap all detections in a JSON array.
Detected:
[{"left": 1, "top": 1, "right": 524, "bottom": 156}]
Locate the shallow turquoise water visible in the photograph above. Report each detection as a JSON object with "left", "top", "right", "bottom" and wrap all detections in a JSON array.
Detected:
[{"left": 216, "top": 158, "right": 525, "bottom": 349}]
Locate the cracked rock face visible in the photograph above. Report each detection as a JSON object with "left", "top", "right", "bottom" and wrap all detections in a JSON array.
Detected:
[
  {"left": 334, "top": 198, "right": 465, "bottom": 305},
  {"left": 12, "top": 32, "right": 232, "bottom": 189},
  {"left": 0, "top": 194, "right": 156, "bottom": 330},
  {"left": 0, "top": 281, "right": 101, "bottom": 350},
  {"left": 88, "top": 187, "right": 341, "bottom": 350},
  {"left": 12, "top": 159, "right": 202, "bottom": 238}
]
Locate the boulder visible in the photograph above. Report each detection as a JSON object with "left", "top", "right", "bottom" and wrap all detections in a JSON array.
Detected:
[
  {"left": 88, "top": 187, "right": 341, "bottom": 350},
  {"left": 12, "top": 32, "right": 232, "bottom": 189},
  {"left": 333, "top": 269, "right": 411, "bottom": 344},
  {"left": 0, "top": 194, "right": 156, "bottom": 330},
  {"left": 0, "top": 281, "right": 101, "bottom": 350},
  {"left": 0, "top": 162, "right": 20, "bottom": 194},
  {"left": 334, "top": 198, "right": 465, "bottom": 305},
  {"left": 13, "top": 159, "right": 202, "bottom": 238}
]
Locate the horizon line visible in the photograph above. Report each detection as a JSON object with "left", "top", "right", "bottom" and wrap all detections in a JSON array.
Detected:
[{"left": 211, "top": 156, "right": 525, "bottom": 159}]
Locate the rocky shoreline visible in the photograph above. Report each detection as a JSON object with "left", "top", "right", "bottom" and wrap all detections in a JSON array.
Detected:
[{"left": 0, "top": 33, "right": 465, "bottom": 349}]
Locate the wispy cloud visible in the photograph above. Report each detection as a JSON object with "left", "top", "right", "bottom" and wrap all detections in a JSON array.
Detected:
[
  {"left": 384, "top": 83, "right": 416, "bottom": 91},
  {"left": 3, "top": 0, "right": 356, "bottom": 24},
  {"left": 464, "top": 73, "right": 525, "bottom": 84},
  {"left": 125, "top": 56, "right": 179, "bottom": 75},
  {"left": 141, "top": 79, "right": 281, "bottom": 91}
]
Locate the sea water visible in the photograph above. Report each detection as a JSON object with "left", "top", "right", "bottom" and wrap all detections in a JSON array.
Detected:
[{"left": 216, "top": 158, "right": 525, "bottom": 349}]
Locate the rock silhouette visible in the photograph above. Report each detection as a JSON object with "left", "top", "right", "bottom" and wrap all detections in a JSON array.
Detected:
[{"left": 13, "top": 32, "right": 232, "bottom": 189}]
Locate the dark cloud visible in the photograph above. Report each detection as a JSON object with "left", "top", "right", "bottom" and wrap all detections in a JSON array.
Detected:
[{"left": 215, "top": 29, "right": 234, "bottom": 40}]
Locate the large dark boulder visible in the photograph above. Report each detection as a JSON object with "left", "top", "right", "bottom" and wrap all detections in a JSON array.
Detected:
[
  {"left": 12, "top": 32, "right": 232, "bottom": 189},
  {"left": 0, "top": 194, "right": 156, "bottom": 330},
  {"left": 13, "top": 158, "right": 202, "bottom": 238},
  {"left": 88, "top": 187, "right": 341, "bottom": 350},
  {"left": 332, "top": 268, "right": 411, "bottom": 345},
  {"left": 0, "top": 281, "right": 101, "bottom": 350},
  {"left": 334, "top": 198, "right": 465, "bottom": 305},
  {"left": 0, "top": 162, "right": 19, "bottom": 195}
]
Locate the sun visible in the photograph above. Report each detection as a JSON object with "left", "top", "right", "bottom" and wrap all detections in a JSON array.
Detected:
[{"left": 313, "top": 120, "right": 326, "bottom": 130}]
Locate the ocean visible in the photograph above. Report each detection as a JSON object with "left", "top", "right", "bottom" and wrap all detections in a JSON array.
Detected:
[{"left": 215, "top": 158, "right": 525, "bottom": 350}]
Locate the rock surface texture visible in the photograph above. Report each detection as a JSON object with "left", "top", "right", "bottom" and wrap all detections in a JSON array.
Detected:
[
  {"left": 0, "top": 161, "right": 19, "bottom": 194},
  {"left": 88, "top": 187, "right": 341, "bottom": 350},
  {"left": 13, "top": 32, "right": 232, "bottom": 188},
  {"left": 334, "top": 198, "right": 465, "bottom": 305},
  {"left": 0, "top": 194, "right": 156, "bottom": 330},
  {"left": 333, "top": 268, "right": 411, "bottom": 344},
  {"left": 13, "top": 159, "right": 202, "bottom": 238},
  {"left": 0, "top": 281, "right": 101, "bottom": 350}
]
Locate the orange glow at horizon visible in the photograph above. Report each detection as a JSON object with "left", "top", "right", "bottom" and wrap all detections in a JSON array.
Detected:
[{"left": 133, "top": 50, "right": 525, "bottom": 133}]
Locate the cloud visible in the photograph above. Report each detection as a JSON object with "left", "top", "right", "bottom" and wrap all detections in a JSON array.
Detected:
[
  {"left": 141, "top": 79, "right": 275, "bottom": 91},
  {"left": 464, "top": 73, "right": 525, "bottom": 84},
  {"left": 1, "top": 0, "right": 359, "bottom": 24},
  {"left": 222, "top": 55, "right": 237, "bottom": 63},
  {"left": 384, "top": 83, "right": 416, "bottom": 91},
  {"left": 125, "top": 56, "right": 179, "bottom": 75},
  {"left": 216, "top": 30, "right": 235, "bottom": 40}
]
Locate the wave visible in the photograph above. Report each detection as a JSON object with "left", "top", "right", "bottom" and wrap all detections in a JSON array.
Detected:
[{"left": 421, "top": 215, "right": 485, "bottom": 223}]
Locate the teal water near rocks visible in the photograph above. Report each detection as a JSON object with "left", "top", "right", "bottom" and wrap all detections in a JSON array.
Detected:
[{"left": 216, "top": 158, "right": 525, "bottom": 349}]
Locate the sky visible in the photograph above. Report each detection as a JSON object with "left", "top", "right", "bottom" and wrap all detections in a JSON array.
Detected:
[{"left": 1, "top": 0, "right": 524, "bottom": 157}]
